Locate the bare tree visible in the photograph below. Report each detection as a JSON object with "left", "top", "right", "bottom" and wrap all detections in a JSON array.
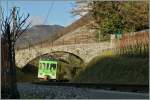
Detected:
[
  {"left": 1, "top": 7, "right": 30, "bottom": 99},
  {"left": 71, "top": 1, "right": 90, "bottom": 17}
]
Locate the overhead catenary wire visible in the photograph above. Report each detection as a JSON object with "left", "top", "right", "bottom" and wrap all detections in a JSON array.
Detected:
[
  {"left": 43, "top": 1, "right": 55, "bottom": 25},
  {"left": 6, "top": 0, "right": 8, "bottom": 14}
]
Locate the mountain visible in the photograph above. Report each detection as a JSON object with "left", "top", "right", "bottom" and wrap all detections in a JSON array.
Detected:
[
  {"left": 16, "top": 25, "right": 65, "bottom": 48},
  {"left": 16, "top": 13, "right": 95, "bottom": 49}
]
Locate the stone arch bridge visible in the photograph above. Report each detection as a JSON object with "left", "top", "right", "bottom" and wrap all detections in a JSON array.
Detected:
[{"left": 15, "top": 42, "right": 112, "bottom": 68}]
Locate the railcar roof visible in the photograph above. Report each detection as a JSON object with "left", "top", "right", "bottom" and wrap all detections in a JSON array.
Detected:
[{"left": 39, "top": 60, "right": 57, "bottom": 64}]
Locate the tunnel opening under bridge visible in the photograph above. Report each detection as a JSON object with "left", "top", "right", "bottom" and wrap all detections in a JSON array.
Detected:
[{"left": 17, "top": 51, "right": 84, "bottom": 82}]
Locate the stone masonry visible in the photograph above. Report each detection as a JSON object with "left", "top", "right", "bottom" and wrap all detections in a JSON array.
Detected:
[{"left": 15, "top": 42, "right": 111, "bottom": 68}]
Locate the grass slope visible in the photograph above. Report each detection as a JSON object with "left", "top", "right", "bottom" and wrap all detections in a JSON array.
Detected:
[{"left": 72, "top": 55, "right": 149, "bottom": 85}]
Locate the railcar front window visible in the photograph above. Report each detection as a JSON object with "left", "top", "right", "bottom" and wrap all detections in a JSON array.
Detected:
[
  {"left": 49, "top": 64, "right": 51, "bottom": 70},
  {"left": 47, "top": 63, "right": 49, "bottom": 70},
  {"left": 51, "top": 64, "right": 56, "bottom": 70},
  {"left": 42, "top": 63, "right": 45, "bottom": 69}
]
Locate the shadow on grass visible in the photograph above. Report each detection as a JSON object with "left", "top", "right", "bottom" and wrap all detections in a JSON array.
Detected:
[{"left": 72, "top": 55, "right": 149, "bottom": 85}]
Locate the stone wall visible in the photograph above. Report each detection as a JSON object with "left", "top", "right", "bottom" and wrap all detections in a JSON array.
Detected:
[{"left": 15, "top": 42, "right": 111, "bottom": 68}]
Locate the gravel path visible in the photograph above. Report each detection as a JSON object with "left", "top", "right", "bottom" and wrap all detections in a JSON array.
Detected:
[
  {"left": 17, "top": 83, "right": 90, "bottom": 99},
  {"left": 17, "top": 83, "right": 149, "bottom": 99}
]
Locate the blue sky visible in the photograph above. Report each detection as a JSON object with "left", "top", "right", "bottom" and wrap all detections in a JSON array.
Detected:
[{"left": 1, "top": 0, "right": 80, "bottom": 27}]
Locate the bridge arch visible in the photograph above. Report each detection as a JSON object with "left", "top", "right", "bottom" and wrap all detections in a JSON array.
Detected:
[
  {"left": 17, "top": 50, "right": 84, "bottom": 68},
  {"left": 15, "top": 42, "right": 111, "bottom": 68},
  {"left": 49, "top": 51, "right": 84, "bottom": 63}
]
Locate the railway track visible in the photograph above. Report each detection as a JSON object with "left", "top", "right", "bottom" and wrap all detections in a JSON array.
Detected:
[{"left": 32, "top": 81, "right": 149, "bottom": 93}]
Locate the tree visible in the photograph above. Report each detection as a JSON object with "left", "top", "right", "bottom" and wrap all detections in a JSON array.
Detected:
[
  {"left": 71, "top": 1, "right": 90, "bottom": 17},
  {"left": 91, "top": 1, "right": 148, "bottom": 33},
  {"left": 72, "top": 1, "right": 149, "bottom": 40},
  {"left": 120, "top": 1, "right": 149, "bottom": 31},
  {"left": 1, "top": 7, "right": 30, "bottom": 99}
]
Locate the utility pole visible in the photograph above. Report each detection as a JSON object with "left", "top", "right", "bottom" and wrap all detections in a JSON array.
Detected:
[
  {"left": 0, "top": 0, "right": 2, "bottom": 35},
  {"left": 12, "top": 7, "right": 17, "bottom": 38},
  {"left": 11, "top": 6, "right": 20, "bottom": 98},
  {"left": 12, "top": 6, "right": 17, "bottom": 71}
]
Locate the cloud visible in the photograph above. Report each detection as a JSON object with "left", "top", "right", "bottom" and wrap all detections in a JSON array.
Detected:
[{"left": 28, "top": 16, "right": 44, "bottom": 26}]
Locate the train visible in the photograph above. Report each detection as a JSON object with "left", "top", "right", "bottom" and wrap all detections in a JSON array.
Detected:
[
  {"left": 37, "top": 58, "right": 82, "bottom": 81},
  {"left": 38, "top": 59, "right": 57, "bottom": 80}
]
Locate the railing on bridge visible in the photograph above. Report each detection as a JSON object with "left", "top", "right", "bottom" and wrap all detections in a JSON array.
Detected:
[{"left": 15, "top": 34, "right": 98, "bottom": 51}]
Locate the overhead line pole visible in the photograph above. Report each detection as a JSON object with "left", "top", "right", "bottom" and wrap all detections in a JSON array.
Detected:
[{"left": 12, "top": 7, "right": 17, "bottom": 39}]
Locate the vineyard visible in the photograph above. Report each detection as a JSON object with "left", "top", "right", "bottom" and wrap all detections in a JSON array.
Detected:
[{"left": 116, "top": 30, "right": 149, "bottom": 57}]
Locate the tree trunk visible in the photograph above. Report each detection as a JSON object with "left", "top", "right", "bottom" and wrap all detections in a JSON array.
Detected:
[
  {"left": 1, "top": 29, "right": 20, "bottom": 99},
  {"left": 11, "top": 43, "right": 20, "bottom": 99}
]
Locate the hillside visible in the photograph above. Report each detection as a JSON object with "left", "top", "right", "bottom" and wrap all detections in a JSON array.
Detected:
[
  {"left": 16, "top": 25, "right": 65, "bottom": 48},
  {"left": 16, "top": 14, "right": 97, "bottom": 49},
  {"left": 72, "top": 55, "right": 149, "bottom": 85},
  {"left": 53, "top": 13, "right": 97, "bottom": 45},
  {"left": 35, "top": 13, "right": 97, "bottom": 46}
]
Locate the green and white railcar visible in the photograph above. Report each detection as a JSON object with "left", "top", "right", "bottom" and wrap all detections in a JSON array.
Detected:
[{"left": 38, "top": 59, "right": 57, "bottom": 80}]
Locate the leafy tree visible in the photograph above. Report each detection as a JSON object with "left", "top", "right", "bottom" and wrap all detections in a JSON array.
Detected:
[
  {"left": 72, "top": 1, "right": 149, "bottom": 40},
  {"left": 90, "top": 1, "right": 149, "bottom": 34},
  {"left": 120, "top": 1, "right": 149, "bottom": 31}
]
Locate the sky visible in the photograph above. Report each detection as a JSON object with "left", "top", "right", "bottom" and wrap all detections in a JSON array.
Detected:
[{"left": 1, "top": 0, "right": 81, "bottom": 27}]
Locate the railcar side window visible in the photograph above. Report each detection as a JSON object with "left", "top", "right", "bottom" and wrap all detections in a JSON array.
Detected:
[
  {"left": 47, "top": 63, "right": 49, "bottom": 70},
  {"left": 41, "top": 63, "right": 43, "bottom": 69},
  {"left": 39, "top": 63, "right": 42, "bottom": 69}
]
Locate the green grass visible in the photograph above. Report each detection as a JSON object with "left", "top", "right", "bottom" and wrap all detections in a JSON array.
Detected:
[{"left": 72, "top": 55, "right": 149, "bottom": 85}]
